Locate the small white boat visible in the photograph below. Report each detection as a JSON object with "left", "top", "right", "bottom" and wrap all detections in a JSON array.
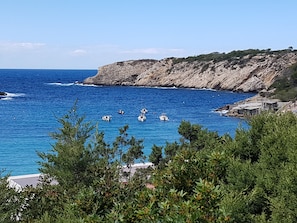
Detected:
[
  {"left": 138, "top": 114, "right": 146, "bottom": 122},
  {"left": 118, "top": 109, "right": 125, "bottom": 115},
  {"left": 140, "top": 108, "right": 148, "bottom": 114},
  {"left": 102, "top": 115, "right": 112, "bottom": 122},
  {"left": 159, "top": 113, "right": 169, "bottom": 121}
]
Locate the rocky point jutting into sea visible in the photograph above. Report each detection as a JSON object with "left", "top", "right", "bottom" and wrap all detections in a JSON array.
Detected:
[{"left": 84, "top": 49, "right": 297, "bottom": 116}]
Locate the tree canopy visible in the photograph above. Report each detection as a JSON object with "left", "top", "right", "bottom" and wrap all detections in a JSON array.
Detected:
[{"left": 1, "top": 106, "right": 297, "bottom": 222}]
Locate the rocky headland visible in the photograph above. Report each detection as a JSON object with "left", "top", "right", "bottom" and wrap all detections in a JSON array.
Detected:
[{"left": 83, "top": 49, "right": 297, "bottom": 116}]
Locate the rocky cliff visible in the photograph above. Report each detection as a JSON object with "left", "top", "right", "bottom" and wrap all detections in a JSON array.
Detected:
[{"left": 84, "top": 50, "right": 297, "bottom": 92}]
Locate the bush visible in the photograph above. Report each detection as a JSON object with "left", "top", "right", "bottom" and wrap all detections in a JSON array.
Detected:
[
  {"left": 0, "top": 171, "right": 25, "bottom": 223},
  {"left": 271, "top": 62, "right": 297, "bottom": 101}
]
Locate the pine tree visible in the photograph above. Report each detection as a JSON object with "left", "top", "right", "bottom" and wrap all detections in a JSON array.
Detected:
[{"left": 37, "top": 102, "right": 96, "bottom": 188}]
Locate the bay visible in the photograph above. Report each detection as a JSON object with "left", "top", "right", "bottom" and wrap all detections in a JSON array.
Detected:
[{"left": 0, "top": 69, "right": 255, "bottom": 175}]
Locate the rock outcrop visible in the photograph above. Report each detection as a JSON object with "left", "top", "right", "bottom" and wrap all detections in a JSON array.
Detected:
[
  {"left": 215, "top": 93, "right": 297, "bottom": 118},
  {"left": 84, "top": 50, "right": 297, "bottom": 92}
]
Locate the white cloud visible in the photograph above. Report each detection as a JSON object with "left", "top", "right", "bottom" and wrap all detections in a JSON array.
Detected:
[
  {"left": 0, "top": 41, "right": 45, "bottom": 50},
  {"left": 14, "top": 42, "right": 45, "bottom": 49},
  {"left": 70, "top": 49, "right": 87, "bottom": 56}
]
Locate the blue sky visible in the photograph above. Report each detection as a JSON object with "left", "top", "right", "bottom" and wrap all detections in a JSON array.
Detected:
[{"left": 1, "top": 0, "right": 296, "bottom": 69}]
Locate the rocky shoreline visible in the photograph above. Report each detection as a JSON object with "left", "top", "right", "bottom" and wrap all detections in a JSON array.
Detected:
[
  {"left": 215, "top": 93, "right": 297, "bottom": 118},
  {"left": 84, "top": 51, "right": 297, "bottom": 92}
]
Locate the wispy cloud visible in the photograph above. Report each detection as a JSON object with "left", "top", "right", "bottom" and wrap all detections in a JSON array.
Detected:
[
  {"left": 70, "top": 49, "right": 87, "bottom": 56},
  {"left": 120, "top": 48, "right": 184, "bottom": 55},
  {"left": 0, "top": 41, "right": 45, "bottom": 50}
]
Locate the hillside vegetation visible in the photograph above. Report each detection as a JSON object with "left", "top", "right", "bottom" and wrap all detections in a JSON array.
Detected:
[
  {"left": 1, "top": 105, "right": 297, "bottom": 222},
  {"left": 270, "top": 62, "right": 297, "bottom": 101},
  {"left": 172, "top": 48, "right": 293, "bottom": 64}
]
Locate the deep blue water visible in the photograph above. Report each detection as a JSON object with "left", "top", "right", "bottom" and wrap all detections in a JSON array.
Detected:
[{"left": 0, "top": 69, "right": 255, "bottom": 175}]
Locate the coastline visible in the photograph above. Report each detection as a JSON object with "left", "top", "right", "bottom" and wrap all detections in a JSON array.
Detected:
[{"left": 216, "top": 93, "right": 296, "bottom": 118}]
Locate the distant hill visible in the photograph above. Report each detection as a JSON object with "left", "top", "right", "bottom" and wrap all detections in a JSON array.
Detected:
[{"left": 84, "top": 49, "right": 297, "bottom": 93}]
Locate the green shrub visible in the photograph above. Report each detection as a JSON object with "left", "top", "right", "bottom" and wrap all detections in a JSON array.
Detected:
[{"left": 271, "top": 62, "right": 297, "bottom": 101}]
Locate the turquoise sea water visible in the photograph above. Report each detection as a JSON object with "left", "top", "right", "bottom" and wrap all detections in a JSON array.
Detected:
[{"left": 0, "top": 69, "right": 255, "bottom": 175}]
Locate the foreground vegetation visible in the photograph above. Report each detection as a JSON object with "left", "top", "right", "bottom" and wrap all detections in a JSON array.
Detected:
[{"left": 1, "top": 104, "right": 297, "bottom": 222}]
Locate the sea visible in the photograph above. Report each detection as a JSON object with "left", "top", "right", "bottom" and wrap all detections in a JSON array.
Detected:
[{"left": 0, "top": 69, "right": 255, "bottom": 176}]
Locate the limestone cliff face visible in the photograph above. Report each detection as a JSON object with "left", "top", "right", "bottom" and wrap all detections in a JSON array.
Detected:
[{"left": 84, "top": 52, "right": 297, "bottom": 92}]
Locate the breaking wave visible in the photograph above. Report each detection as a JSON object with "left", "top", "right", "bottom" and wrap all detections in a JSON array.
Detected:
[
  {"left": 46, "top": 82, "right": 100, "bottom": 88},
  {"left": 46, "top": 82, "right": 75, "bottom": 87}
]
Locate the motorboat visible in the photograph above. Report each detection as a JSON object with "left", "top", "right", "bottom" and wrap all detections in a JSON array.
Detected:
[
  {"left": 140, "top": 108, "right": 148, "bottom": 114},
  {"left": 0, "top": 92, "right": 7, "bottom": 99},
  {"left": 118, "top": 109, "right": 125, "bottom": 115},
  {"left": 138, "top": 113, "right": 146, "bottom": 122},
  {"left": 159, "top": 113, "right": 169, "bottom": 121},
  {"left": 102, "top": 115, "right": 112, "bottom": 122}
]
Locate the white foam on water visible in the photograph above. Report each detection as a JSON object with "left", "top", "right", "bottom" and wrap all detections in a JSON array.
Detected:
[
  {"left": 75, "top": 83, "right": 101, "bottom": 88},
  {"left": 46, "top": 82, "right": 74, "bottom": 86},
  {"left": 5, "top": 92, "right": 25, "bottom": 97}
]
